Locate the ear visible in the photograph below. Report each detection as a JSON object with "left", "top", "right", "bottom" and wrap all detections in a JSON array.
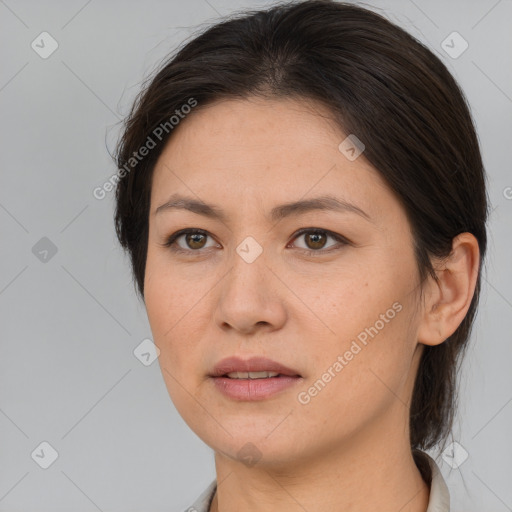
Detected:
[{"left": 417, "top": 232, "right": 480, "bottom": 347}]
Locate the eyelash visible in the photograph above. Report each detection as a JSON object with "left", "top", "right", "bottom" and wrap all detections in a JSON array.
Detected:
[{"left": 161, "top": 227, "right": 349, "bottom": 257}]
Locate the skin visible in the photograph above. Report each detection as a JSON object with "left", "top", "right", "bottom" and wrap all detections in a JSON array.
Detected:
[{"left": 144, "top": 96, "right": 480, "bottom": 512}]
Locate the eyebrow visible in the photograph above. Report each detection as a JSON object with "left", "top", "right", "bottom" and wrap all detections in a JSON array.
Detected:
[{"left": 154, "top": 193, "right": 372, "bottom": 223}]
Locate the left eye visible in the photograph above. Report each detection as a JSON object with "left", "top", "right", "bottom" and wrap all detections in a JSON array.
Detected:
[{"left": 290, "top": 228, "right": 347, "bottom": 253}]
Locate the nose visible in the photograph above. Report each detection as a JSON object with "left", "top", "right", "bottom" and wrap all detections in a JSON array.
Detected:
[{"left": 213, "top": 245, "right": 287, "bottom": 335}]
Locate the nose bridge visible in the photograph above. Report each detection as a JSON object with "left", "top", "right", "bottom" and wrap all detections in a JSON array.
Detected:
[{"left": 226, "top": 233, "right": 269, "bottom": 300}]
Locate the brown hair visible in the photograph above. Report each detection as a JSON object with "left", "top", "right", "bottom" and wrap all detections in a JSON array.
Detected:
[{"left": 113, "top": 0, "right": 489, "bottom": 451}]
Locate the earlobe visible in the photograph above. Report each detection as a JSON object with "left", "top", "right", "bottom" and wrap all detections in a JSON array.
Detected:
[{"left": 417, "top": 232, "right": 480, "bottom": 347}]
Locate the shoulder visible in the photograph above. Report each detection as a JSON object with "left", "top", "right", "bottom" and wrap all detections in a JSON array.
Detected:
[{"left": 182, "top": 479, "right": 217, "bottom": 512}]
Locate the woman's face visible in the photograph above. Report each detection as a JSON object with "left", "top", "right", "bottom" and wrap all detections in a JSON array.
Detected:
[{"left": 144, "top": 97, "right": 426, "bottom": 465}]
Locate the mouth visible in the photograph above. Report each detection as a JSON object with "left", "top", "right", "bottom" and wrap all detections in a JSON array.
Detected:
[
  {"left": 209, "top": 356, "right": 302, "bottom": 401},
  {"left": 209, "top": 355, "right": 302, "bottom": 378},
  {"left": 222, "top": 371, "right": 291, "bottom": 379}
]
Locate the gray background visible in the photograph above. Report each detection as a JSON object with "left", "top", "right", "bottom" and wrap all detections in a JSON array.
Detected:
[{"left": 0, "top": 0, "right": 511, "bottom": 510}]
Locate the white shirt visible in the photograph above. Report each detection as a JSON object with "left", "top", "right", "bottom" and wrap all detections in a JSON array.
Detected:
[{"left": 183, "top": 451, "right": 450, "bottom": 511}]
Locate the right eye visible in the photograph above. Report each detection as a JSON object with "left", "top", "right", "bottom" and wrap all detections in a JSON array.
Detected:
[{"left": 162, "top": 228, "right": 219, "bottom": 253}]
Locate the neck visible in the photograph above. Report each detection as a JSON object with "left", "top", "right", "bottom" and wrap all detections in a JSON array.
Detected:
[{"left": 209, "top": 413, "right": 429, "bottom": 512}]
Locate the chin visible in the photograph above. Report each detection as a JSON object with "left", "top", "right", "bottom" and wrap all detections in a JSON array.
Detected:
[{"left": 203, "top": 428, "right": 309, "bottom": 468}]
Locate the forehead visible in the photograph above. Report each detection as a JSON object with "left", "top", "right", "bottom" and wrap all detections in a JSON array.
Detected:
[
  {"left": 150, "top": 97, "right": 393, "bottom": 222},
  {"left": 156, "top": 96, "right": 344, "bottom": 163}
]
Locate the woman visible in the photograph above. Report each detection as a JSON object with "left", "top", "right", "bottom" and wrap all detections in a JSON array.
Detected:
[{"left": 113, "top": 1, "right": 489, "bottom": 510}]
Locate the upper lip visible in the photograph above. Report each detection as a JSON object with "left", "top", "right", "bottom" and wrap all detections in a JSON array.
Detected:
[{"left": 210, "top": 356, "right": 302, "bottom": 377}]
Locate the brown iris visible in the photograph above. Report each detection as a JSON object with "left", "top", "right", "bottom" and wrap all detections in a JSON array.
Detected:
[
  {"left": 186, "top": 232, "right": 207, "bottom": 249},
  {"left": 304, "top": 231, "right": 327, "bottom": 250}
]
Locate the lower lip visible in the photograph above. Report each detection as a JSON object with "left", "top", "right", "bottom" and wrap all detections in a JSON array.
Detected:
[{"left": 211, "top": 375, "right": 302, "bottom": 401}]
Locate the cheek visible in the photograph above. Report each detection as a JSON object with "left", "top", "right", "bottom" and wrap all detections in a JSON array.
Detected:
[
  {"left": 293, "top": 310, "right": 416, "bottom": 446},
  {"left": 144, "top": 254, "right": 214, "bottom": 383},
  {"left": 295, "top": 261, "right": 418, "bottom": 413},
  {"left": 293, "top": 261, "right": 402, "bottom": 351},
  {"left": 144, "top": 248, "right": 190, "bottom": 336},
  {"left": 144, "top": 272, "right": 204, "bottom": 416},
  {"left": 144, "top": 256, "right": 186, "bottom": 371}
]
